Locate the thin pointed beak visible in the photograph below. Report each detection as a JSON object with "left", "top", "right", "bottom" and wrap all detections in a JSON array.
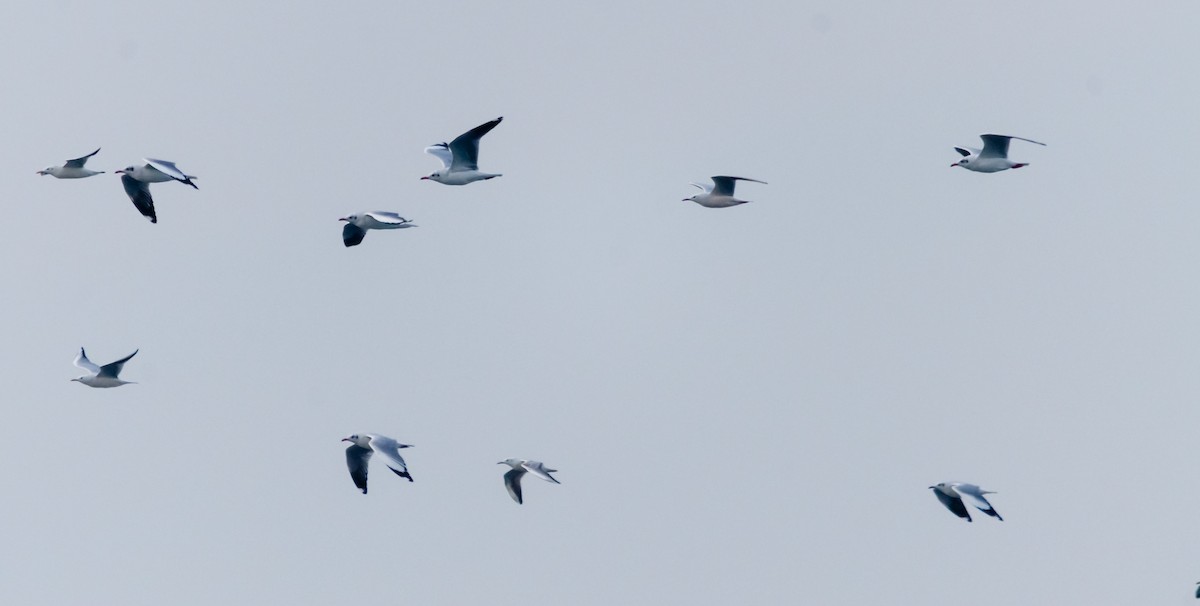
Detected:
[
  {"left": 340, "top": 438, "right": 351, "bottom": 442},
  {"left": 950, "top": 163, "right": 959, "bottom": 168},
  {"left": 420, "top": 176, "right": 430, "bottom": 180},
  {"left": 36, "top": 170, "right": 45, "bottom": 175},
  {"left": 338, "top": 217, "right": 349, "bottom": 222}
]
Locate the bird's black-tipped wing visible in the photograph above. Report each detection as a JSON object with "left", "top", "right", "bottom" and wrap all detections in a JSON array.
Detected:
[
  {"left": 954, "top": 147, "right": 971, "bottom": 157},
  {"left": 65, "top": 147, "right": 100, "bottom": 168},
  {"left": 448, "top": 117, "right": 502, "bottom": 171},
  {"left": 345, "top": 445, "right": 372, "bottom": 493},
  {"left": 342, "top": 223, "right": 366, "bottom": 247},
  {"left": 504, "top": 468, "right": 525, "bottom": 504},
  {"left": 98, "top": 350, "right": 137, "bottom": 378},
  {"left": 933, "top": 490, "right": 971, "bottom": 521},
  {"left": 121, "top": 174, "right": 157, "bottom": 223}
]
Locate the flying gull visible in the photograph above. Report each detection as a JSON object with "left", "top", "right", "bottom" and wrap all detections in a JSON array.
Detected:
[
  {"left": 37, "top": 148, "right": 104, "bottom": 179},
  {"left": 339, "top": 211, "right": 417, "bottom": 247},
  {"left": 498, "top": 459, "right": 560, "bottom": 504},
  {"left": 929, "top": 482, "right": 1003, "bottom": 522},
  {"left": 422, "top": 117, "right": 504, "bottom": 185},
  {"left": 115, "top": 158, "right": 199, "bottom": 223},
  {"left": 342, "top": 433, "right": 413, "bottom": 494},
  {"left": 951, "top": 134, "right": 1046, "bottom": 173},
  {"left": 71, "top": 347, "right": 138, "bottom": 388},
  {"left": 683, "top": 176, "right": 767, "bottom": 208}
]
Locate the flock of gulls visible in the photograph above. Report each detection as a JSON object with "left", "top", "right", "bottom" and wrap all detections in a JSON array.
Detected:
[{"left": 48, "top": 124, "right": 1046, "bottom": 510}]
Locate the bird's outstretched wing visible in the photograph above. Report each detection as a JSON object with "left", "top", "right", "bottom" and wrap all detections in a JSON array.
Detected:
[
  {"left": 144, "top": 158, "right": 198, "bottom": 189},
  {"left": 98, "top": 350, "right": 137, "bottom": 378},
  {"left": 65, "top": 148, "right": 100, "bottom": 168},
  {"left": 424, "top": 143, "right": 453, "bottom": 169},
  {"left": 710, "top": 176, "right": 767, "bottom": 197},
  {"left": 342, "top": 223, "right": 366, "bottom": 247},
  {"left": 74, "top": 348, "right": 101, "bottom": 374},
  {"left": 345, "top": 444, "right": 372, "bottom": 493},
  {"left": 121, "top": 174, "right": 157, "bottom": 223},
  {"left": 447, "top": 117, "right": 502, "bottom": 171},
  {"left": 504, "top": 468, "right": 525, "bottom": 504}
]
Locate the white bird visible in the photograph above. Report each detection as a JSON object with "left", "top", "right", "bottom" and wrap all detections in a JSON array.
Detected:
[
  {"left": 338, "top": 211, "right": 417, "bottom": 247},
  {"left": 71, "top": 347, "right": 138, "bottom": 388},
  {"left": 951, "top": 134, "right": 1046, "bottom": 173},
  {"left": 342, "top": 433, "right": 413, "bottom": 493},
  {"left": 498, "top": 459, "right": 560, "bottom": 504},
  {"left": 683, "top": 176, "right": 767, "bottom": 208},
  {"left": 37, "top": 148, "right": 104, "bottom": 179},
  {"left": 422, "top": 117, "right": 504, "bottom": 185},
  {"left": 929, "top": 482, "right": 1003, "bottom": 522},
  {"left": 115, "top": 159, "right": 199, "bottom": 223}
]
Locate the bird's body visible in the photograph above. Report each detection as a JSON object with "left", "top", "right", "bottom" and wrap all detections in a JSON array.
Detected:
[
  {"left": 684, "top": 176, "right": 766, "bottom": 208},
  {"left": 115, "top": 158, "right": 199, "bottom": 223},
  {"left": 339, "top": 211, "right": 417, "bottom": 247},
  {"left": 951, "top": 134, "right": 1046, "bottom": 173},
  {"left": 422, "top": 117, "right": 504, "bottom": 185},
  {"left": 929, "top": 482, "right": 1002, "bottom": 522},
  {"left": 499, "top": 458, "right": 560, "bottom": 504},
  {"left": 71, "top": 347, "right": 138, "bottom": 388},
  {"left": 342, "top": 433, "right": 413, "bottom": 493},
  {"left": 38, "top": 148, "right": 103, "bottom": 179}
]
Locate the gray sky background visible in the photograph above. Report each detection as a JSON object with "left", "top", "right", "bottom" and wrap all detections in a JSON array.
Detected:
[{"left": 2, "top": 1, "right": 1199, "bottom": 603}]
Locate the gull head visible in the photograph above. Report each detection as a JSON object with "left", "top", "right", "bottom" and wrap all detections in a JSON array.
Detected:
[
  {"left": 682, "top": 195, "right": 698, "bottom": 203},
  {"left": 951, "top": 159, "right": 967, "bottom": 168},
  {"left": 341, "top": 434, "right": 369, "bottom": 447},
  {"left": 498, "top": 458, "right": 524, "bottom": 468},
  {"left": 338, "top": 215, "right": 356, "bottom": 223},
  {"left": 421, "top": 172, "right": 439, "bottom": 181},
  {"left": 116, "top": 166, "right": 135, "bottom": 175},
  {"left": 37, "top": 167, "right": 53, "bottom": 176}
]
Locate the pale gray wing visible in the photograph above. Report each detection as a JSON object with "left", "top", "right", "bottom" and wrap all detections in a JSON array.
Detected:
[
  {"left": 448, "top": 116, "right": 502, "bottom": 171},
  {"left": 345, "top": 444, "right": 372, "bottom": 493},
  {"left": 933, "top": 488, "right": 971, "bottom": 521},
  {"left": 424, "top": 143, "right": 453, "bottom": 169},
  {"left": 367, "top": 435, "right": 413, "bottom": 482},
  {"left": 74, "top": 348, "right": 101, "bottom": 374},
  {"left": 65, "top": 147, "right": 100, "bottom": 168},
  {"left": 689, "top": 182, "right": 714, "bottom": 193},
  {"left": 710, "top": 176, "right": 767, "bottom": 197},
  {"left": 522, "top": 461, "right": 560, "bottom": 484},
  {"left": 342, "top": 223, "right": 366, "bottom": 247},
  {"left": 504, "top": 468, "right": 526, "bottom": 504},
  {"left": 363, "top": 211, "right": 411, "bottom": 225},
  {"left": 144, "top": 158, "right": 198, "bottom": 188},
  {"left": 98, "top": 350, "right": 137, "bottom": 378},
  {"left": 954, "top": 484, "right": 1002, "bottom": 520},
  {"left": 121, "top": 174, "right": 157, "bottom": 223}
]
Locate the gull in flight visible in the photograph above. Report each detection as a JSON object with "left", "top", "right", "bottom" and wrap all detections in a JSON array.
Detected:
[
  {"left": 498, "top": 459, "right": 560, "bottom": 504},
  {"left": 683, "top": 176, "right": 767, "bottom": 208},
  {"left": 422, "top": 117, "right": 504, "bottom": 185},
  {"left": 37, "top": 148, "right": 104, "bottom": 179},
  {"left": 71, "top": 347, "right": 138, "bottom": 388},
  {"left": 339, "top": 211, "right": 417, "bottom": 247},
  {"left": 115, "top": 158, "right": 199, "bottom": 223},
  {"left": 951, "top": 134, "right": 1046, "bottom": 173},
  {"left": 929, "top": 482, "right": 1003, "bottom": 522},
  {"left": 342, "top": 433, "right": 413, "bottom": 494}
]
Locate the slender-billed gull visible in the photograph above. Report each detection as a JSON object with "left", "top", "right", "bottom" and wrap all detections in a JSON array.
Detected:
[
  {"left": 499, "top": 459, "right": 559, "bottom": 504},
  {"left": 422, "top": 117, "right": 503, "bottom": 185},
  {"left": 951, "top": 134, "right": 1045, "bottom": 172},
  {"left": 339, "top": 212, "right": 417, "bottom": 247},
  {"left": 683, "top": 176, "right": 766, "bottom": 208},
  {"left": 71, "top": 347, "right": 138, "bottom": 388},
  {"left": 37, "top": 148, "right": 103, "bottom": 179},
  {"left": 115, "top": 159, "right": 199, "bottom": 223},
  {"left": 343, "top": 433, "right": 413, "bottom": 493},
  {"left": 929, "top": 482, "right": 1002, "bottom": 522}
]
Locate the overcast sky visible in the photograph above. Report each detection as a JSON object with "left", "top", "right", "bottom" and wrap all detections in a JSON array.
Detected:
[{"left": 3, "top": 1, "right": 1200, "bottom": 604}]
